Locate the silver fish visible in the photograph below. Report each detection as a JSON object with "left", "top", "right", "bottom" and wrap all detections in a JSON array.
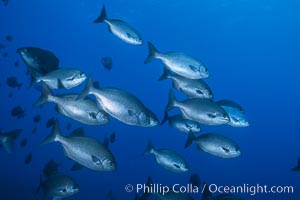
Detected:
[
  {"left": 17, "top": 47, "right": 59, "bottom": 75},
  {"left": 41, "top": 119, "right": 117, "bottom": 171},
  {"left": 217, "top": 100, "right": 249, "bottom": 127},
  {"left": 185, "top": 132, "right": 241, "bottom": 158},
  {"left": 145, "top": 42, "right": 209, "bottom": 79},
  {"left": 94, "top": 5, "right": 142, "bottom": 45},
  {"left": 36, "top": 174, "right": 79, "bottom": 199},
  {"left": 32, "top": 68, "right": 86, "bottom": 89},
  {"left": 144, "top": 140, "right": 189, "bottom": 173},
  {"left": 79, "top": 77, "right": 159, "bottom": 127},
  {"left": 34, "top": 84, "right": 109, "bottom": 125},
  {"left": 0, "top": 129, "right": 22, "bottom": 153},
  {"left": 165, "top": 90, "right": 229, "bottom": 126},
  {"left": 159, "top": 68, "right": 213, "bottom": 99},
  {"left": 161, "top": 113, "right": 201, "bottom": 134}
]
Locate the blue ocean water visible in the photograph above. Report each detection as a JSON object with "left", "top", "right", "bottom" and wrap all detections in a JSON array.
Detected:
[{"left": 0, "top": 0, "right": 300, "bottom": 199}]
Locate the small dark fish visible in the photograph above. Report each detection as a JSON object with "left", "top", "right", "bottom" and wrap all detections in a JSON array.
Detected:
[
  {"left": 24, "top": 152, "right": 32, "bottom": 165},
  {"left": 109, "top": 132, "right": 116, "bottom": 143},
  {"left": 20, "top": 138, "right": 28, "bottom": 148},
  {"left": 101, "top": 57, "right": 112, "bottom": 70},
  {"left": 8, "top": 92, "right": 13, "bottom": 98},
  {"left": 6, "top": 76, "right": 23, "bottom": 89},
  {"left": 291, "top": 158, "right": 300, "bottom": 171},
  {"left": 43, "top": 159, "right": 59, "bottom": 177},
  {"left": 2, "top": 0, "right": 8, "bottom": 6},
  {"left": 14, "top": 61, "right": 19, "bottom": 67},
  {"left": 93, "top": 81, "right": 100, "bottom": 89},
  {"left": 66, "top": 123, "right": 72, "bottom": 131},
  {"left": 189, "top": 173, "right": 200, "bottom": 187},
  {"left": 11, "top": 106, "right": 25, "bottom": 119},
  {"left": 107, "top": 190, "right": 117, "bottom": 200},
  {"left": 33, "top": 114, "right": 41, "bottom": 123},
  {"left": 70, "top": 163, "right": 84, "bottom": 171},
  {"left": 32, "top": 127, "right": 37, "bottom": 134},
  {"left": 3, "top": 52, "right": 8, "bottom": 58},
  {"left": 5, "top": 35, "right": 12, "bottom": 42},
  {"left": 46, "top": 118, "right": 56, "bottom": 128}
]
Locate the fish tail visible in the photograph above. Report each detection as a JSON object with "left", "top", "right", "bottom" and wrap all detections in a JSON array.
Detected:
[
  {"left": 157, "top": 67, "right": 171, "bottom": 81},
  {"left": 160, "top": 112, "right": 169, "bottom": 125},
  {"left": 184, "top": 131, "right": 196, "bottom": 149},
  {"left": 164, "top": 89, "right": 177, "bottom": 113},
  {"left": 144, "top": 139, "right": 155, "bottom": 155},
  {"left": 0, "top": 129, "right": 22, "bottom": 153},
  {"left": 94, "top": 5, "right": 107, "bottom": 23},
  {"left": 144, "top": 41, "right": 159, "bottom": 64},
  {"left": 41, "top": 118, "right": 62, "bottom": 145},
  {"left": 77, "top": 76, "right": 95, "bottom": 100},
  {"left": 33, "top": 83, "right": 53, "bottom": 107}
]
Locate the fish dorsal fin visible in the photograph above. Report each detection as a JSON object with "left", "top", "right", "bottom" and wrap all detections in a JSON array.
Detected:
[
  {"left": 91, "top": 155, "right": 101, "bottom": 165},
  {"left": 69, "top": 128, "right": 85, "bottom": 137}
]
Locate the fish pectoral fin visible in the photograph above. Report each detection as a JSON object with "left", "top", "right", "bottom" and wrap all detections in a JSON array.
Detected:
[
  {"left": 207, "top": 114, "right": 216, "bottom": 119},
  {"left": 173, "top": 163, "right": 181, "bottom": 169},
  {"left": 91, "top": 155, "right": 101, "bottom": 165},
  {"left": 196, "top": 89, "right": 203, "bottom": 94},
  {"left": 221, "top": 147, "right": 230, "bottom": 153},
  {"left": 57, "top": 79, "right": 65, "bottom": 89},
  {"left": 189, "top": 65, "right": 199, "bottom": 72}
]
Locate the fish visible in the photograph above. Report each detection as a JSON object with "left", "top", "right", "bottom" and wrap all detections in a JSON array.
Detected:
[
  {"left": 46, "top": 117, "right": 56, "bottom": 128},
  {"left": 6, "top": 76, "right": 23, "bottom": 89},
  {"left": 109, "top": 132, "right": 116, "bottom": 143},
  {"left": 144, "top": 42, "right": 209, "bottom": 79},
  {"left": 217, "top": 100, "right": 249, "bottom": 127},
  {"left": 291, "top": 158, "right": 300, "bottom": 171},
  {"left": 14, "top": 61, "right": 19, "bottom": 67},
  {"left": 161, "top": 113, "right": 201, "bottom": 134},
  {"left": 8, "top": 92, "right": 14, "bottom": 98},
  {"left": 11, "top": 106, "right": 25, "bottom": 119},
  {"left": 24, "top": 152, "right": 32, "bottom": 165},
  {"left": 101, "top": 56, "right": 113, "bottom": 70},
  {"left": 144, "top": 139, "right": 189, "bottom": 173},
  {"left": 2, "top": 0, "right": 8, "bottom": 6},
  {"left": 159, "top": 68, "right": 213, "bottom": 99},
  {"left": 79, "top": 77, "right": 159, "bottom": 127},
  {"left": 185, "top": 132, "right": 241, "bottom": 158},
  {"left": 189, "top": 173, "right": 201, "bottom": 187},
  {"left": 3, "top": 52, "right": 8, "bottom": 58},
  {"left": 43, "top": 159, "right": 60, "bottom": 177},
  {"left": 5, "top": 35, "right": 12, "bottom": 41},
  {"left": 94, "top": 5, "right": 143, "bottom": 45},
  {"left": 17, "top": 47, "right": 59, "bottom": 75},
  {"left": 165, "top": 90, "right": 229, "bottom": 126},
  {"left": 0, "top": 129, "right": 22, "bottom": 153},
  {"left": 33, "top": 114, "right": 41, "bottom": 123},
  {"left": 34, "top": 83, "right": 109, "bottom": 125},
  {"left": 19, "top": 138, "right": 28, "bottom": 148},
  {"left": 216, "top": 100, "right": 244, "bottom": 114},
  {"left": 41, "top": 119, "right": 117, "bottom": 171},
  {"left": 36, "top": 174, "right": 80, "bottom": 199},
  {"left": 32, "top": 127, "right": 37, "bottom": 134},
  {"left": 30, "top": 68, "right": 87, "bottom": 89}
]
